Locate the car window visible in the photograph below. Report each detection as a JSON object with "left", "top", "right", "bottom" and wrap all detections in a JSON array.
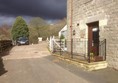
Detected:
[{"left": 18, "top": 37, "right": 28, "bottom": 41}]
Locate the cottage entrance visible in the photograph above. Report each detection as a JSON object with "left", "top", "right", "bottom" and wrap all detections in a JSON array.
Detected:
[{"left": 87, "top": 21, "right": 99, "bottom": 57}]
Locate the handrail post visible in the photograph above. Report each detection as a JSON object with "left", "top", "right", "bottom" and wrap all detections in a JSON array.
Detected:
[
  {"left": 88, "top": 40, "right": 90, "bottom": 63},
  {"left": 105, "top": 39, "right": 106, "bottom": 60},
  {"left": 71, "top": 38, "right": 73, "bottom": 58},
  {"left": 60, "top": 38, "right": 62, "bottom": 56}
]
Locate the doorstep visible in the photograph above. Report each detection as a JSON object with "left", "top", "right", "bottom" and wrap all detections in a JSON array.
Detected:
[{"left": 52, "top": 54, "right": 108, "bottom": 71}]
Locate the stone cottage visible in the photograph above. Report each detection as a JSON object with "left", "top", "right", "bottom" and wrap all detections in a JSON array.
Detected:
[{"left": 67, "top": 0, "right": 118, "bottom": 69}]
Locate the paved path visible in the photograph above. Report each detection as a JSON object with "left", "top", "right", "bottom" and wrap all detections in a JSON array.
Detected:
[{"left": 0, "top": 42, "right": 89, "bottom": 83}]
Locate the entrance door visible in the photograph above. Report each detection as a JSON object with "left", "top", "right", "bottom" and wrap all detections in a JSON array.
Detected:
[{"left": 87, "top": 21, "right": 99, "bottom": 56}]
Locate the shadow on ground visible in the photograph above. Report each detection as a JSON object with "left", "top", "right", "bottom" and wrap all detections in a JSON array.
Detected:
[
  {"left": 0, "top": 57, "right": 7, "bottom": 76},
  {"left": 0, "top": 46, "right": 13, "bottom": 57},
  {"left": 0, "top": 47, "right": 13, "bottom": 76},
  {"left": 46, "top": 55, "right": 118, "bottom": 83}
]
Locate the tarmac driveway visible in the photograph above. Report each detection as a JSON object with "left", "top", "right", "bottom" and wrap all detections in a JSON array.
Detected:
[{"left": 0, "top": 42, "right": 89, "bottom": 83}]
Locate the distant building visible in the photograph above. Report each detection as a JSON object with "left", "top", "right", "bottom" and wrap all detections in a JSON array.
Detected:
[
  {"left": 38, "top": 37, "right": 42, "bottom": 43},
  {"left": 67, "top": 0, "right": 118, "bottom": 69},
  {"left": 59, "top": 25, "right": 67, "bottom": 39}
]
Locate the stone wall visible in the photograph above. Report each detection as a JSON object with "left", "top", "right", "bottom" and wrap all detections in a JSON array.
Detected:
[{"left": 67, "top": 0, "right": 118, "bottom": 69}]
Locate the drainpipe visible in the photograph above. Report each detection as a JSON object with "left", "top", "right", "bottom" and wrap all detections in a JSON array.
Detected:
[{"left": 70, "top": 0, "right": 73, "bottom": 58}]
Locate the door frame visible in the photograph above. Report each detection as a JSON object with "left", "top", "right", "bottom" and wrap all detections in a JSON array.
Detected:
[{"left": 87, "top": 21, "right": 99, "bottom": 61}]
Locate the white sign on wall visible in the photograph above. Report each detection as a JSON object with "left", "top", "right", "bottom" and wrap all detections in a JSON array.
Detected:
[{"left": 99, "top": 19, "right": 108, "bottom": 26}]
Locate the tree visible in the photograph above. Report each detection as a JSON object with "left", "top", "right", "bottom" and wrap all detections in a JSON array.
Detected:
[
  {"left": 49, "top": 18, "right": 66, "bottom": 36},
  {"left": 0, "top": 24, "right": 11, "bottom": 40},
  {"left": 29, "top": 17, "right": 48, "bottom": 37},
  {"left": 60, "top": 34, "right": 65, "bottom": 39},
  {"left": 11, "top": 16, "right": 29, "bottom": 41},
  {"left": 29, "top": 17, "right": 47, "bottom": 27},
  {"left": 29, "top": 27, "right": 38, "bottom": 44},
  {"left": 29, "top": 17, "right": 49, "bottom": 43},
  {"left": 28, "top": 17, "right": 66, "bottom": 43}
]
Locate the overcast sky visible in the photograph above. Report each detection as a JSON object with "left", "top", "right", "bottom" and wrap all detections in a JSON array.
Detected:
[{"left": 0, "top": 0, "right": 67, "bottom": 25}]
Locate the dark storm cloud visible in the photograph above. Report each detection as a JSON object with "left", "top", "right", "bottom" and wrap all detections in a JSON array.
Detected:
[{"left": 0, "top": 0, "right": 67, "bottom": 19}]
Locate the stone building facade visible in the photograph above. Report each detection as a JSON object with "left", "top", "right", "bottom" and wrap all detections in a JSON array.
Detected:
[{"left": 67, "top": 0, "right": 118, "bottom": 69}]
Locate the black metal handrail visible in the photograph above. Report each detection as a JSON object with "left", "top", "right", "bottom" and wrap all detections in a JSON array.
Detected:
[
  {"left": 88, "top": 39, "right": 107, "bottom": 63},
  {"left": 99, "top": 39, "right": 106, "bottom": 60}
]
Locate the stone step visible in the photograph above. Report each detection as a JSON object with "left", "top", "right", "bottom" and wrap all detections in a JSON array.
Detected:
[
  {"left": 53, "top": 54, "right": 108, "bottom": 71},
  {"left": 84, "top": 61, "right": 108, "bottom": 71}
]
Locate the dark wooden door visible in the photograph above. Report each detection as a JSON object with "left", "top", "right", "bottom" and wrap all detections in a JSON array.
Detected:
[{"left": 87, "top": 22, "right": 99, "bottom": 56}]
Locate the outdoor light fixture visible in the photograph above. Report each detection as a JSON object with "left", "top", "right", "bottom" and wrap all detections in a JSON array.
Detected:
[
  {"left": 92, "top": 27, "right": 98, "bottom": 32},
  {"left": 77, "top": 23, "right": 79, "bottom": 26}
]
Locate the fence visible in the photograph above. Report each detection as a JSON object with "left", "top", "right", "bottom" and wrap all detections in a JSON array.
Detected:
[
  {"left": 49, "top": 36, "right": 67, "bottom": 52},
  {"left": 0, "top": 40, "right": 12, "bottom": 53},
  {"left": 67, "top": 39, "right": 88, "bottom": 60},
  {"left": 49, "top": 37, "right": 106, "bottom": 63}
]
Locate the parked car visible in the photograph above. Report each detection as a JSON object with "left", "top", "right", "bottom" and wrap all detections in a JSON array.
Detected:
[{"left": 17, "top": 37, "right": 29, "bottom": 45}]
